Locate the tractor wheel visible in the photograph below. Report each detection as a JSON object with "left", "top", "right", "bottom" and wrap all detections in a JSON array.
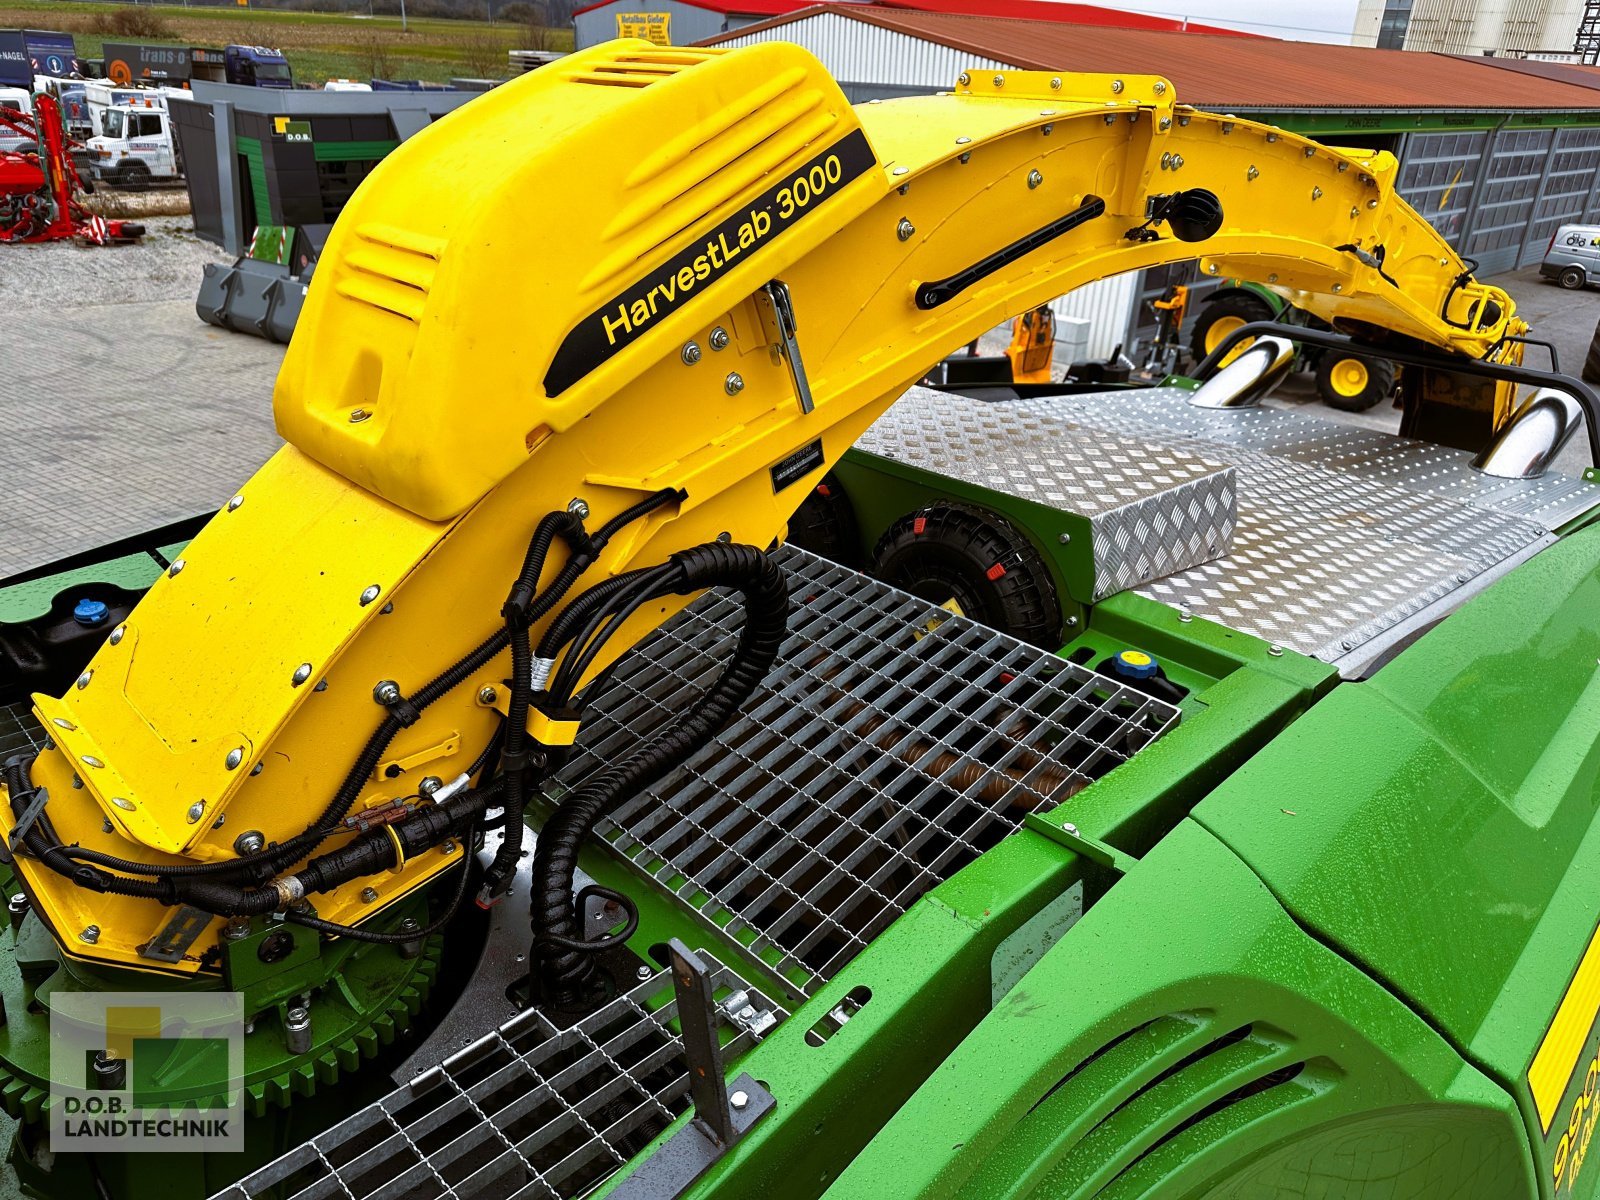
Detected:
[
  {"left": 1188, "top": 293, "right": 1277, "bottom": 369},
  {"left": 1582, "top": 316, "right": 1600, "bottom": 385},
  {"left": 1559, "top": 266, "right": 1588, "bottom": 291},
  {"left": 872, "top": 503, "right": 1060, "bottom": 647},
  {"left": 1315, "top": 353, "right": 1394, "bottom": 412},
  {"left": 785, "top": 473, "right": 862, "bottom": 568},
  {"left": 122, "top": 161, "right": 151, "bottom": 191}
]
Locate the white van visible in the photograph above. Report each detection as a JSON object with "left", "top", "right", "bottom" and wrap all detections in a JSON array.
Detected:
[
  {"left": 1541, "top": 224, "right": 1600, "bottom": 290},
  {"left": 0, "top": 87, "right": 33, "bottom": 153}
]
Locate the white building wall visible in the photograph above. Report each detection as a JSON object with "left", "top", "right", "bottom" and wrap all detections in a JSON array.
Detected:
[
  {"left": 1353, "top": 0, "right": 1587, "bottom": 54},
  {"left": 714, "top": 13, "right": 1139, "bottom": 360}
]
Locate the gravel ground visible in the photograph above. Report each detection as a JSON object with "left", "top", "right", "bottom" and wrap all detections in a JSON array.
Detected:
[{"left": 1, "top": 216, "right": 228, "bottom": 312}]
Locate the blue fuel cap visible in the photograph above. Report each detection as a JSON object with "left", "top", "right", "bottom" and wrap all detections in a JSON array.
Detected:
[
  {"left": 73, "top": 599, "right": 109, "bottom": 627},
  {"left": 1112, "top": 649, "right": 1158, "bottom": 680}
]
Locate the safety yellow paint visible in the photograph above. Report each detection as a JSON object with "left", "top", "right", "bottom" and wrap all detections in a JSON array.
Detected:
[
  {"left": 1204, "top": 314, "right": 1252, "bottom": 366},
  {"left": 528, "top": 711, "right": 582, "bottom": 747},
  {"left": 1532, "top": 920, "right": 1600, "bottom": 1133},
  {"left": 1329, "top": 357, "right": 1370, "bottom": 397},
  {"left": 0, "top": 44, "right": 1525, "bottom": 972}
]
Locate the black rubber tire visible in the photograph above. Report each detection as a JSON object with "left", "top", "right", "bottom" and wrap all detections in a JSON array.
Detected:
[
  {"left": 1187, "top": 292, "right": 1277, "bottom": 366},
  {"left": 785, "top": 473, "right": 862, "bottom": 568},
  {"left": 121, "top": 161, "right": 151, "bottom": 191},
  {"left": 1582, "top": 315, "right": 1600, "bottom": 385},
  {"left": 1559, "top": 266, "right": 1587, "bottom": 291},
  {"left": 871, "top": 503, "right": 1060, "bottom": 647},
  {"left": 1314, "top": 353, "right": 1395, "bottom": 412}
]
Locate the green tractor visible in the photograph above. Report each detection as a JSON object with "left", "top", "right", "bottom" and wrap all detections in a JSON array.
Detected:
[{"left": 1189, "top": 279, "right": 1398, "bottom": 411}]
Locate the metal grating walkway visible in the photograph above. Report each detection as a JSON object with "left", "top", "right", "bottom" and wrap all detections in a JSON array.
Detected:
[
  {"left": 555, "top": 546, "right": 1180, "bottom": 996},
  {"left": 216, "top": 955, "right": 785, "bottom": 1200},
  {"left": 0, "top": 701, "right": 44, "bottom": 763}
]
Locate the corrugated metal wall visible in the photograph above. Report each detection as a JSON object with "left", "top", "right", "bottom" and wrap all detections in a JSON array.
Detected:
[
  {"left": 713, "top": 11, "right": 1012, "bottom": 90},
  {"left": 1050, "top": 276, "right": 1140, "bottom": 360}
]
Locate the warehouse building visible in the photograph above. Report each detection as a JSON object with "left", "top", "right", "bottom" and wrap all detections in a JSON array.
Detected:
[{"left": 706, "top": 6, "right": 1600, "bottom": 356}]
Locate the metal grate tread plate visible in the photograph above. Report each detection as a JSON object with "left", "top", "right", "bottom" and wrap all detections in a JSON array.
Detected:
[
  {"left": 215, "top": 954, "right": 785, "bottom": 1200},
  {"left": 0, "top": 701, "right": 44, "bottom": 763},
  {"left": 554, "top": 545, "right": 1180, "bottom": 996}
]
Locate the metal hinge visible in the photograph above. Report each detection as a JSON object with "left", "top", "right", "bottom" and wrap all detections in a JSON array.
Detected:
[{"left": 756, "top": 280, "right": 814, "bottom": 414}]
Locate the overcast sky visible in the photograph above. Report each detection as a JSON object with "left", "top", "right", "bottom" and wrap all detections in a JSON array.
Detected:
[{"left": 1080, "top": 0, "right": 1361, "bottom": 42}]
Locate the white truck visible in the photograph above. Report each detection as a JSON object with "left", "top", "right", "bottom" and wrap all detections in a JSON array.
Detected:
[
  {"left": 0, "top": 86, "right": 32, "bottom": 153},
  {"left": 86, "top": 93, "right": 186, "bottom": 187}
]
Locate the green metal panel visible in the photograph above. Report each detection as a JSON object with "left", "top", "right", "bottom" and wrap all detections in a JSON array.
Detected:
[
  {"left": 312, "top": 140, "right": 398, "bottom": 163},
  {"left": 234, "top": 135, "right": 272, "bottom": 228},
  {"left": 1262, "top": 110, "right": 1600, "bottom": 136}
]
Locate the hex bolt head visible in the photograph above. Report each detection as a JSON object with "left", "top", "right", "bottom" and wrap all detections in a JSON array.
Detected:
[
  {"left": 681, "top": 341, "right": 702, "bottom": 365},
  {"left": 1268, "top": 644, "right": 1285, "bottom": 657},
  {"left": 567, "top": 497, "right": 590, "bottom": 519},
  {"left": 1027, "top": 170, "right": 1043, "bottom": 190},
  {"left": 227, "top": 494, "right": 244, "bottom": 512},
  {"left": 373, "top": 680, "right": 401, "bottom": 706},
  {"left": 709, "top": 326, "right": 730, "bottom": 351},
  {"left": 80, "top": 925, "right": 101, "bottom": 944},
  {"left": 75, "top": 670, "right": 92, "bottom": 690},
  {"left": 225, "top": 747, "right": 244, "bottom": 771},
  {"left": 724, "top": 373, "right": 745, "bottom": 396},
  {"left": 896, "top": 217, "right": 915, "bottom": 242},
  {"left": 1154, "top": 80, "right": 1167, "bottom": 94},
  {"left": 1111, "top": 79, "right": 1124, "bottom": 93},
  {"left": 635, "top": 964, "right": 653, "bottom": 981},
  {"left": 349, "top": 408, "right": 371, "bottom": 423},
  {"left": 1049, "top": 76, "right": 1062, "bottom": 90},
  {"left": 235, "top": 830, "right": 266, "bottom": 856},
  {"left": 1159, "top": 117, "right": 1172, "bottom": 131},
  {"left": 478, "top": 685, "right": 498, "bottom": 705},
  {"left": 186, "top": 800, "right": 206, "bottom": 825},
  {"left": 991, "top": 74, "right": 1004, "bottom": 88},
  {"left": 291, "top": 663, "right": 313, "bottom": 687},
  {"left": 419, "top": 776, "right": 444, "bottom": 797},
  {"left": 730, "top": 1089, "right": 749, "bottom": 1111},
  {"left": 360, "top": 887, "right": 379, "bottom": 904},
  {"left": 167, "top": 559, "right": 186, "bottom": 578},
  {"left": 957, "top": 71, "right": 970, "bottom": 85},
  {"left": 359, "top": 584, "right": 382, "bottom": 607},
  {"left": 222, "top": 918, "right": 251, "bottom": 941},
  {"left": 109, "top": 625, "right": 125, "bottom": 646},
  {"left": 8, "top": 894, "right": 27, "bottom": 916},
  {"left": 1063, "top": 823, "right": 1080, "bottom": 836}
]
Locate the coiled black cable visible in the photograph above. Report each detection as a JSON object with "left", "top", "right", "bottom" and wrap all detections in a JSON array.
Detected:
[{"left": 530, "top": 542, "right": 788, "bottom": 1006}]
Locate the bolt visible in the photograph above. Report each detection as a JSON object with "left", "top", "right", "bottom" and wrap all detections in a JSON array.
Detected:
[
  {"left": 891, "top": 165, "right": 908, "bottom": 177},
  {"left": 360, "top": 887, "right": 379, "bottom": 904},
  {"left": 440, "top": 840, "right": 457, "bottom": 855},
  {"left": 93, "top": 1051, "right": 125, "bottom": 1090},
  {"left": 359, "top": 584, "right": 382, "bottom": 607},
  {"left": 82, "top": 754, "right": 103, "bottom": 769},
  {"left": 1268, "top": 273, "right": 1279, "bottom": 284},
  {"left": 1350, "top": 206, "right": 1360, "bottom": 218},
  {"left": 1154, "top": 80, "right": 1167, "bottom": 94},
  {"left": 731, "top": 1090, "right": 749, "bottom": 1111},
  {"left": 1266, "top": 132, "right": 1278, "bottom": 143},
  {"left": 349, "top": 408, "right": 371, "bottom": 424},
  {"left": 222, "top": 918, "right": 251, "bottom": 942},
  {"left": 80, "top": 925, "right": 101, "bottom": 944},
  {"left": 1367, "top": 198, "right": 1378, "bottom": 210},
  {"left": 167, "top": 559, "right": 186, "bottom": 578},
  {"left": 681, "top": 341, "right": 702, "bottom": 365},
  {"left": 1063, "top": 823, "right": 1080, "bottom": 836},
  {"left": 1049, "top": 76, "right": 1062, "bottom": 89},
  {"left": 1268, "top": 644, "right": 1284, "bottom": 657},
  {"left": 71, "top": 773, "right": 82, "bottom": 789},
  {"left": 1333, "top": 283, "right": 1343, "bottom": 294},
  {"left": 373, "top": 680, "right": 401, "bottom": 706},
  {"left": 957, "top": 71, "right": 970, "bottom": 85},
  {"left": 955, "top": 135, "right": 971, "bottom": 145},
  {"left": 1159, "top": 116, "right": 1171, "bottom": 131},
  {"left": 380, "top": 602, "right": 393, "bottom": 615},
  {"left": 284, "top": 1006, "right": 312, "bottom": 1055},
  {"left": 314, "top": 680, "right": 328, "bottom": 692},
  {"left": 1027, "top": 169, "right": 1043, "bottom": 190},
  {"left": 1065, "top": 616, "right": 1079, "bottom": 628},
  {"left": 419, "top": 776, "right": 444, "bottom": 797},
  {"left": 992, "top": 74, "right": 1004, "bottom": 87},
  {"left": 725, "top": 373, "right": 745, "bottom": 396},
  {"left": 1170, "top": 154, "right": 1183, "bottom": 170},
  {"left": 1041, "top": 123, "right": 1053, "bottom": 135},
  {"left": 227, "top": 494, "right": 244, "bottom": 512},
  {"left": 102, "top": 817, "right": 114, "bottom": 832},
  {"left": 186, "top": 800, "right": 206, "bottom": 824},
  {"left": 959, "top": 152, "right": 971, "bottom": 164},
  {"left": 1222, "top": 121, "right": 1234, "bottom": 134},
  {"left": 478, "top": 685, "right": 498, "bottom": 705},
  {"left": 896, "top": 217, "right": 915, "bottom": 242},
  {"left": 1058, "top": 532, "right": 1071, "bottom": 544},
  {"left": 399, "top": 917, "right": 423, "bottom": 959},
  {"left": 291, "top": 662, "right": 313, "bottom": 687},
  {"left": 214, "top": 812, "right": 227, "bottom": 827},
  {"left": 8, "top": 895, "right": 27, "bottom": 916},
  {"left": 225, "top": 747, "right": 244, "bottom": 771},
  {"left": 709, "top": 326, "right": 730, "bottom": 351},
  {"left": 1247, "top": 165, "right": 1259, "bottom": 181},
  {"left": 109, "top": 625, "right": 125, "bottom": 646},
  {"left": 567, "top": 497, "right": 589, "bottom": 519},
  {"left": 1110, "top": 79, "right": 1124, "bottom": 93},
  {"left": 234, "top": 830, "right": 265, "bottom": 856},
  {"left": 636, "top": 964, "right": 653, "bottom": 981},
  {"left": 1178, "top": 605, "right": 1193, "bottom": 623},
  {"left": 111, "top": 796, "right": 134, "bottom": 811},
  {"left": 1207, "top": 263, "right": 1220, "bottom": 275},
  {"left": 1338, "top": 161, "right": 1349, "bottom": 172},
  {"left": 1311, "top": 187, "right": 1322, "bottom": 200},
  {"left": 75, "top": 670, "right": 92, "bottom": 690}
]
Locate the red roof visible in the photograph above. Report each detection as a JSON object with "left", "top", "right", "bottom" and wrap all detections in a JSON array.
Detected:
[{"left": 871, "top": 0, "right": 1257, "bottom": 38}]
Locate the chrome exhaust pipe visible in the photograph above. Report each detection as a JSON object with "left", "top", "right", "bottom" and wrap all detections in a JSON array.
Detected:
[
  {"left": 1186, "top": 336, "right": 1296, "bottom": 409},
  {"left": 1471, "top": 387, "right": 1586, "bottom": 479}
]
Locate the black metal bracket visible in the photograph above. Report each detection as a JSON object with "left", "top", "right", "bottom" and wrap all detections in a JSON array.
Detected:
[
  {"left": 1192, "top": 320, "right": 1600, "bottom": 467},
  {"left": 607, "top": 940, "right": 776, "bottom": 1199},
  {"left": 915, "top": 195, "right": 1106, "bottom": 310}
]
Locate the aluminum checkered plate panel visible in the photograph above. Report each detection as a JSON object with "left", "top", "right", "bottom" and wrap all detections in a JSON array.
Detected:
[
  {"left": 556, "top": 546, "right": 1180, "bottom": 995},
  {"left": 214, "top": 955, "right": 784, "bottom": 1200},
  {"left": 857, "top": 387, "right": 1235, "bottom": 598},
  {"left": 1011, "top": 388, "right": 1576, "bottom": 668}
]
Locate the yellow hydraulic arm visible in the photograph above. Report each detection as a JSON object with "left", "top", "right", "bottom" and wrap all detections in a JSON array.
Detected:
[{"left": 3, "top": 39, "right": 1521, "bottom": 971}]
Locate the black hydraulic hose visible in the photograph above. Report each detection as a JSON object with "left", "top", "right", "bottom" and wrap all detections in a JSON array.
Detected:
[
  {"left": 530, "top": 543, "right": 789, "bottom": 1005},
  {"left": 547, "top": 564, "right": 684, "bottom": 704}
]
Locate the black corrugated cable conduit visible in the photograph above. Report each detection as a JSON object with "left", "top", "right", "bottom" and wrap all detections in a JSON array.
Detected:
[{"left": 530, "top": 542, "right": 789, "bottom": 1007}]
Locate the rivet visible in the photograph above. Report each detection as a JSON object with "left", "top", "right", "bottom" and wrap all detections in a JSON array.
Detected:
[
  {"left": 1110, "top": 79, "right": 1124, "bottom": 93},
  {"left": 349, "top": 408, "right": 370, "bottom": 423},
  {"left": 82, "top": 755, "right": 104, "bottom": 769},
  {"left": 1268, "top": 644, "right": 1284, "bottom": 657},
  {"left": 954, "top": 135, "right": 971, "bottom": 145},
  {"left": 1065, "top": 616, "right": 1079, "bottom": 628},
  {"left": 1063, "top": 822, "right": 1080, "bottom": 836},
  {"left": 111, "top": 796, "right": 135, "bottom": 811},
  {"left": 80, "top": 925, "right": 100, "bottom": 944},
  {"left": 891, "top": 165, "right": 908, "bottom": 177},
  {"left": 1027, "top": 169, "right": 1043, "bottom": 189},
  {"left": 109, "top": 625, "right": 125, "bottom": 646},
  {"left": 75, "top": 670, "right": 92, "bottom": 690},
  {"left": 1058, "top": 533, "right": 1071, "bottom": 544},
  {"left": 724, "top": 373, "right": 745, "bottom": 396},
  {"left": 359, "top": 584, "right": 381, "bottom": 606},
  {"left": 1268, "top": 273, "right": 1279, "bottom": 283},
  {"left": 897, "top": 217, "right": 915, "bottom": 242},
  {"left": 680, "top": 341, "right": 702, "bottom": 365},
  {"left": 1039, "top": 109, "right": 1056, "bottom": 116},
  {"left": 360, "top": 887, "right": 379, "bottom": 904},
  {"left": 227, "top": 494, "right": 244, "bottom": 512},
  {"left": 992, "top": 75, "right": 1004, "bottom": 88},
  {"left": 1333, "top": 283, "right": 1343, "bottom": 293},
  {"left": 167, "top": 559, "right": 185, "bottom": 578},
  {"left": 1367, "top": 198, "right": 1378, "bottom": 209},
  {"left": 1304, "top": 146, "right": 1314, "bottom": 158},
  {"left": 1207, "top": 263, "right": 1220, "bottom": 275},
  {"left": 187, "top": 800, "right": 206, "bottom": 824},
  {"left": 1049, "top": 76, "right": 1061, "bottom": 90},
  {"left": 51, "top": 717, "right": 75, "bottom": 731},
  {"left": 709, "top": 326, "right": 730, "bottom": 351},
  {"left": 225, "top": 747, "right": 245, "bottom": 771},
  {"left": 292, "top": 663, "right": 313, "bottom": 687},
  {"left": 958, "top": 72, "right": 970, "bottom": 85},
  {"left": 1153, "top": 81, "right": 1167, "bottom": 94}
]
